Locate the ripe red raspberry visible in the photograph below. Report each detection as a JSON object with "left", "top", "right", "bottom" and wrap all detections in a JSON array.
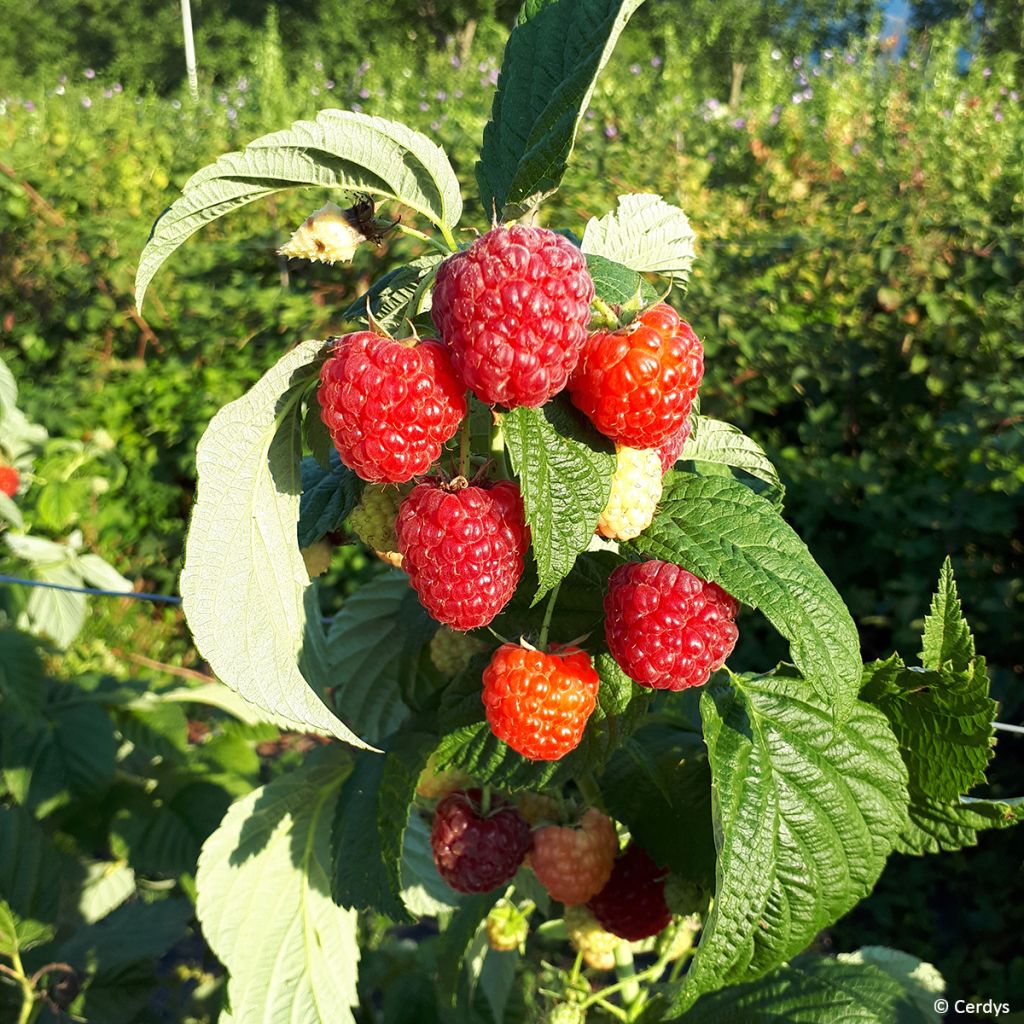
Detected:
[
  {"left": 396, "top": 478, "right": 528, "bottom": 630},
  {"left": 482, "top": 643, "right": 600, "bottom": 761},
  {"left": 586, "top": 845, "right": 671, "bottom": 941},
  {"left": 430, "top": 788, "right": 531, "bottom": 894},
  {"left": 527, "top": 808, "right": 618, "bottom": 904},
  {"left": 0, "top": 465, "right": 19, "bottom": 498},
  {"left": 604, "top": 560, "right": 739, "bottom": 691},
  {"left": 318, "top": 332, "right": 466, "bottom": 483},
  {"left": 656, "top": 418, "right": 692, "bottom": 474},
  {"left": 568, "top": 303, "right": 703, "bottom": 449},
  {"left": 431, "top": 226, "right": 595, "bottom": 408}
]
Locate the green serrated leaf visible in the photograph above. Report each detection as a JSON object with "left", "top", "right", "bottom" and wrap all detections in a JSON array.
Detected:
[
  {"left": 477, "top": 0, "right": 645, "bottom": 216},
  {"left": 582, "top": 194, "right": 697, "bottom": 286},
  {"left": 437, "top": 893, "right": 502, "bottom": 1009},
  {"left": 326, "top": 571, "right": 435, "bottom": 746},
  {"left": 298, "top": 450, "right": 363, "bottom": 549},
  {"left": 136, "top": 111, "right": 462, "bottom": 309},
  {"left": 72, "top": 860, "right": 136, "bottom": 926},
  {"left": 433, "top": 721, "right": 568, "bottom": 791},
  {"left": 861, "top": 654, "right": 995, "bottom": 803},
  {"left": 681, "top": 417, "right": 785, "bottom": 505},
  {"left": 0, "top": 805, "right": 60, "bottom": 956},
  {"left": 600, "top": 726, "right": 715, "bottom": 889},
  {"left": 921, "top": 558, "right": 975, "bottom": 672},
  {"left": 631, "top": 472, "right": 861, "bottom": 721},
  {"left": 0, "top": 628, "right": 47, "bottom": 714},
  {"left": 197, "top": 749, "right": 358, "bottom": 1024},
  {"left": 585, "top": 253, "right": 661, "bottom": 306},
  {"left": 837, "top": 947, "right": 945, "bottom": 1023},
  {"left": 342, "top": 254, "right": 444, "bottom": 329},
  {"left": 666, "top": 669, "right": 908, "bottom": 1013},
  {"left": 671, "top": 955, "right": 931, "bottom": 1023},
  {"left": 181, "top": 341, "right": 375, "bottom": 748},
  {"left": 897, "top": 794, "right": 1024, "bottom": 855},
  {"left": 503, "top": 399, "right": 615, "bottom": 599}
]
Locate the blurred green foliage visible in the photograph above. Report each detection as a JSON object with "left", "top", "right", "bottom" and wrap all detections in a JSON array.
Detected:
[{"left": 0, "top": 10, "right": 1021, "bottom": 1010}]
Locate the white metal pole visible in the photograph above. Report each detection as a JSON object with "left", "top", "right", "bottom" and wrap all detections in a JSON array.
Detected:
[{"left": 181, "top": 0, "right": 199, "bottom": 99}]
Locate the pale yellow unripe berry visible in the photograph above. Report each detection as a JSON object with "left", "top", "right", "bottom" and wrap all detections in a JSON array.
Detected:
[{"left": 597, "top": 446, "right": 663, "bottom": 541}]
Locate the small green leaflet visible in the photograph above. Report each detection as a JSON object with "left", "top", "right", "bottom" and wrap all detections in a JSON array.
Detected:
[
  {"left": 437, "top": 892, "right": 502, "bottom": 1009},
  {"left": 921, "top": 556, "right": 974, "bottom": 672},
  {"left": 582, "top": 194, "right": 697, "bottom": 287},
  {"left": 196, "top": 750, "right": 359, "bottom": 1024},
  {"left": 298, "top": 451, "right": 362, "bottom": 549},
  {"left": 664, "top": 668, "right": 908, "bottom": 1014},
  {"left": 671, "top": 955, "right": 932, "bottom": 1023},
  {"left": 900, "top": 794, "right": 1024, "bottom": 855},
  {"left": 342, "top": 254, "right": 444, "bottom": 330},
  {"left": 586, "top": 253, "right": 660, "bottom": 306},
  {"left": 477, "top": 0, "right": 645, "bottom": 216},
  {"left": 135, "top": 110, "right": 462, "bottom": 309},
  {"left": 503, "top": 399, "right": 615, "bottom": 600},
  {"left": 681, "top": 416, "right": 785, "bottom": 506},
  {"left": 631, "top": 471, "right": 861, "bottom": 720},
  {"left": 180, "top": 340, "right": 376, "bottom": 748}
]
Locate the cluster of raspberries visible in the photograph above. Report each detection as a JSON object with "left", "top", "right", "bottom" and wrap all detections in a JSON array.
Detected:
[
  {"left": 428, "top": 790, "right": 671, "bottom": 941},
  {"left": 318, "top": 225, "right": 739, "bottom": 761}
]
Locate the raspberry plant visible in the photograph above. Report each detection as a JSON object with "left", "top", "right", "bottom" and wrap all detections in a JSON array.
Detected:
[{"left": 106, "top": 2, "right": 1024, "bottom": 1021}]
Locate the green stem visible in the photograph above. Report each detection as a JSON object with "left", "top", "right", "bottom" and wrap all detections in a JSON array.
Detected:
[
  {"left": 613, "top": 943, "right": 640, "bottom": 1008},
  {"left": 538, "top": 581, "right": 562, "bottom": 649},
  {"left": 394, "top": 222, "right": 452, "bottom": 255},
  {"left": 480, "top": 784, "right": 492, "bottom": 816},
  {"left": 568, "top": 949, "right": 584, "bottom": 984},
  {"left": 593, "top": 997, "right": 629, "bottom": 1022},
  {"left": 577, "top": 773, "right": 603, "bottom": 809},
  {"left": 458, "top": 416, "right": 473, "bottom": 477},
  {"left": 580, "top": 947, "right": 674, "bottom": 1014},
  {"left": 9, "top": 952, "right": 36, "bottom": 1024},
  {"left": 489, "top": 416, "right": 510, "bottom": 480},
  {"left": 438, "top": 221, "right": 459, "bottom": 252}
]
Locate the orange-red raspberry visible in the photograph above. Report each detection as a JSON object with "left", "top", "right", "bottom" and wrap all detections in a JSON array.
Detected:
[
  {"left": 656, "top": 418, "right": 692, "bottom": 473},
  {"left": 604, "top": 560, "right": 739, "bottom": 691},
  {"left": 430, "top": 788, "right": 531, "bottom": 894},
  {"left": 431, "top": 226, "right": 595, "bottom": 408},
  {"left": 318, "top": 332, "right": 466, "bottom": 483},
  {"left": 0, "top": 465, "right": 19, "bottom": 498},
  {"left": 396, "top": 479, "right": 528, "bottom": 630},
  {"left": 568, "top": 304, "right": 703, "bottom": 449},
  {"left": 482, "top": 643, "right": 600, "bottom": 761},
  {"left": 527, "top": 808, "right": 618, "bottom": 904},
  {"left": 586, "top": 844, "right": 671, "bottom": 941}
]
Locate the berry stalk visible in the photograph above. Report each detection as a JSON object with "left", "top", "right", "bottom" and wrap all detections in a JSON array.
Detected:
[{"left": 538, "top": 581, "right": 562, "bottom": 649}]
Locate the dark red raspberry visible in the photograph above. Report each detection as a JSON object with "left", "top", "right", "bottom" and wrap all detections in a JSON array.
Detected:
[
  {"left": 396, "top": 478, "right": 528, "bottom": 630},
  {"left": 568, "top": 304, "right": 703, "bottom": 449},
  {"left": 0, "top": 465, "right": 19, "bottom": 498},
  {"left": 482, "top": 643, "right": 600, "bottom": 761},
  {"left": 586, "top": 845, "right": 671, "bottom": 941},
  {"left": 431, "top": 226, "right": 595, "bottom": 408},
  {"left": 430, "top": 788, "right": 532, "bottom": 893},
  {"left": 604, "top": 560, "right": 739, "bottom": 690},
  {"left": 318, "top": 332, "right": 466, "bottom": 483},
  {"left": 656, "top": 418, "right": 692, "bottom": 474}
]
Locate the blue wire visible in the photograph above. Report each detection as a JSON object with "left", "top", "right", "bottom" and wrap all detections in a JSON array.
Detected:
[{"left": 0, "top": 573, "right": 182, "bottom": 605}]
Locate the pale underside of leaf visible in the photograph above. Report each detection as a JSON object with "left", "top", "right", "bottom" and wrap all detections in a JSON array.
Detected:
[
  {"left": 670, "top": 671, "right": 908, "bottom": 1013},
  {"left": 136, "top": 110, "right": 462, "bottom": 308},
  {"left": 581, "top": 193, "right": 697, "bottom": 285},
  {"left": 196, "top": 753, "right": 358, "bottom": 1024},
  {"left": 180, "top": 340, "right": 375, "bottom": 748}
]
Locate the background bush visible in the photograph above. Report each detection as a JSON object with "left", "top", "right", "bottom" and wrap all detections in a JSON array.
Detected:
[{"left": 1, "top": 1, "right": 1021, "bottom": 1015}]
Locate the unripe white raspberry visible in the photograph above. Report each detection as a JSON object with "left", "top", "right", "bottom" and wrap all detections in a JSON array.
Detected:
[{"left": 597, "top": 445, "right": 663, "bottom": 541}]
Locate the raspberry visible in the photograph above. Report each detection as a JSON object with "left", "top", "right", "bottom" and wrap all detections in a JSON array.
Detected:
[
  {"left": 485, "top": 900, "right": 531, "bottom": 952},
  {"left": 0, "top": 465, "right": 19, "bottom": 499},
  {"left": 431, "top": 226, "right": 595, "bottom": 408},
  {"left": 318, "top": 332, "right": 466, "bottom": 483},
  {"left": 397, "top": 478, "right": 528, "bottom": 630},
  {"left": 527, "top": 808, "right": 618, "bottom": 905},
  {"left": 350, "top": 484, "right": 402, "bottom": 553},
  {"left": 278, "top": 200, "right": 383, "bottom": 265},
  {"left": 429, "top": 626, "right": 488, "bottom": 677},
  {"left": 597, "top": 446, "right": 663, "bottom": 541},
  {"left": 604, "top": 560, "right": 739, "bottom": 691},
  {"left": 564, "top": 904, "right": 620, "bottom": 971},
  {"left": 586, "top": 845, "right": 671, "bottom": 941},
  {"left": 568, "top": 304, "right": 703, "bottom": 449},
  {"left": 415, "top": 751, "right": 474, "bottom": 800},
  {"left": 656, "top": 418, "right": 692, "bottom": 474},
  {"left": 546, "top": 1005, "right": 586, "bottom": 1024},
  {"left": 430, "top": 788, "right": 531, "bottom": 894},
  {"left": 482, "top": 643, "right": 600, "bottom": 761}
]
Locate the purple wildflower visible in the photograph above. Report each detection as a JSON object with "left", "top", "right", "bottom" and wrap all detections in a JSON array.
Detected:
[
  {"left": 982, "top": 67, "right": 992, "bottom": 78},
  {"left": 630, "top": 63, "right": 641, "bottom": 75},
  {"left": 359, "top": 88, "right": 370, "bottom": 99},
  {"left": 81, "top": 96, "right": 91, "bottom": 108},
  {"left": 325, "top": 80, "right": 335, "bottom": 90},
  {"left": 84, "top": 68, "right": 95, "bottom": 79},
  {"left": 450, "top": 55, "right": 461, "bottom": 68},
  {"left": 651, "top": 55, "right": 662, "bottom": 68},
  {"left": 605, "top": 124, "right": 618, "bottom": 139},
  {"left": 732, "top": 117, "right": 746, "bottom": 129},
  {"left": 419, "top": 101, "right": 429, "bottom": 112},
  {"left": 792, "top": 56, "right": 803, "bottom": 68}
]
